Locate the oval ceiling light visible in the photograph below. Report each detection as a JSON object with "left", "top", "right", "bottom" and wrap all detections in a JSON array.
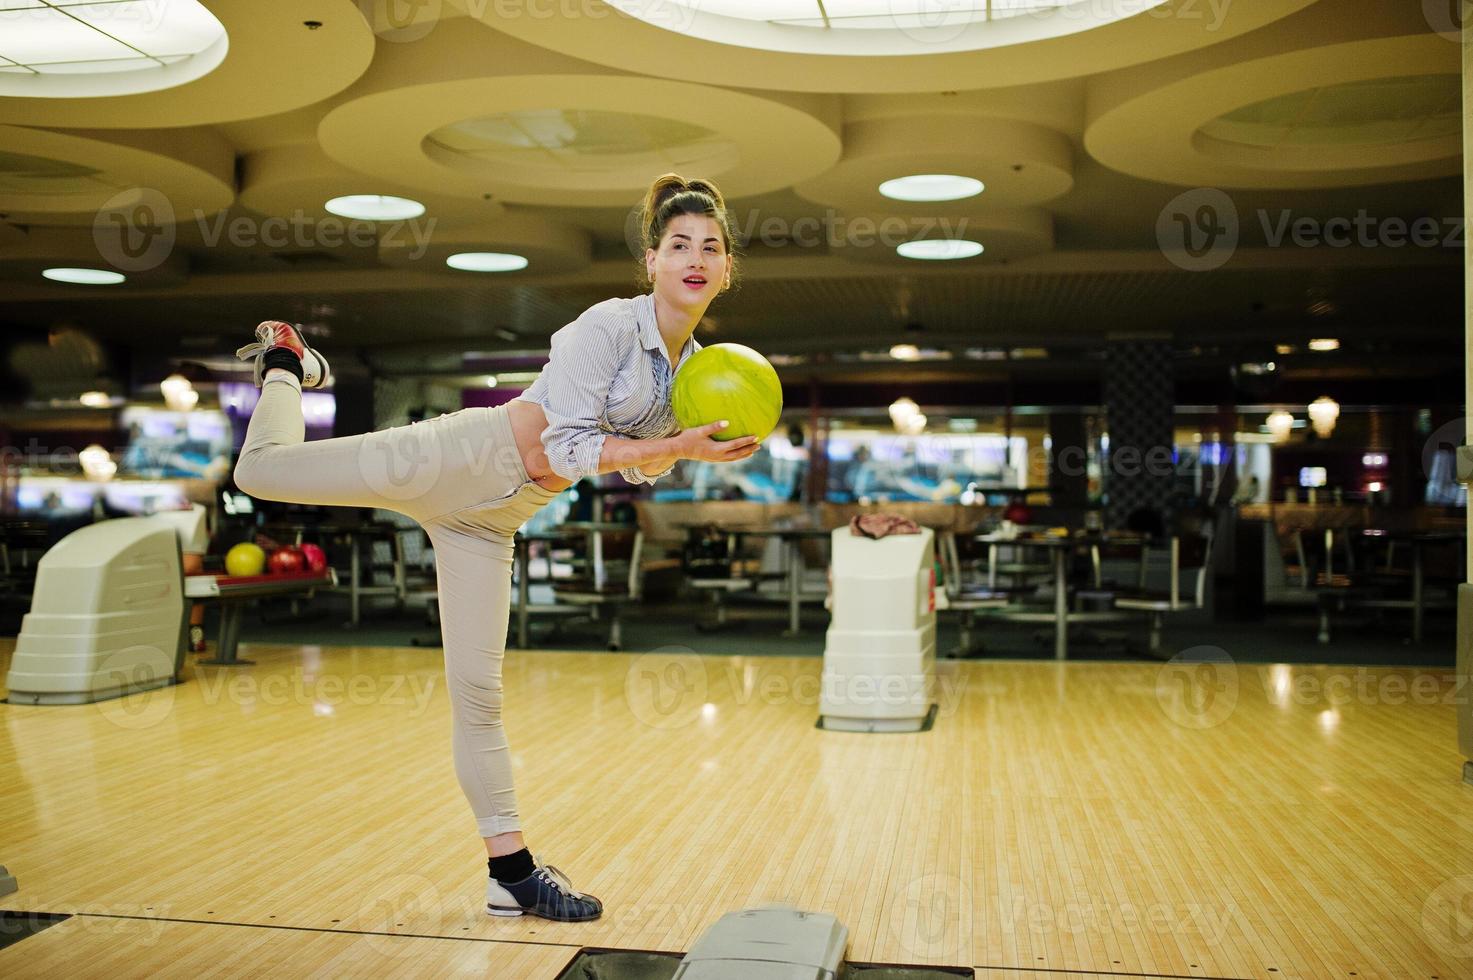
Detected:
[
  {"left": 879, "top": 174, "right": 984, "bottom": 202},
  {"left": 601, "top": 0, "right": 1171, "bottom": 57},
  {"left": 0, "top": 0, "right": 227, "bottom": 98},
  {"left": 446, "top": 252, "right": 529, "bottom": 272},
  {"left": 1308, "top": 338, "right": 1340, "bottom": 352},
  {"left": 324, "top": 195, "right": 425, "bottom": 221},
  {"left": 896, "top": 239, "right": 984, "bottom": 261},
  {"left": 43, "top": 267, "right": 125, "bottom": 285},
  {"left": 889, "top": 344, "right": 921, "bottom": 361}
]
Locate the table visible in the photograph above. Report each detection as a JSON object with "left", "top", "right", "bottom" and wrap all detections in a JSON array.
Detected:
[
  {"left": 974, "top": 532, "right": 1142, "bottom": 660},
  {"left": 1358, "top": 528, "right": 1465, "bottom": 643},
  {"left": 692, "top": 525, "right": 831, "bottom": 635},
  {"left": 512, "top": 523, "right": 637, "bottom": 648},
  {"left": 186, "top": 569, "right": 337, "bottom": 665}
]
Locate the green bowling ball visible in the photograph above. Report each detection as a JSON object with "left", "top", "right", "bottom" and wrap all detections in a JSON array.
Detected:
[{"left": 671, "top": 343, "right": 783, "bottom": 442}]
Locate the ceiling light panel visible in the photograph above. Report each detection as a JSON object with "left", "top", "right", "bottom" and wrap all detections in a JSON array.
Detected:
[
  {"left": 0, "top": 0, "right": 225, "bottom": 75},
  {"left": 625, "top": 0, "right": 1077, "bottom": 29}
]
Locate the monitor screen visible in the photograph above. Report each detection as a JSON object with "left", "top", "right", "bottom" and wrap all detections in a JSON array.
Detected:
[
  {"left": 1298, "top": 466, "right": 1327, "bottom": 488},
  {"left": 221, "top": 490, "right": 255, "bottom": 516}
]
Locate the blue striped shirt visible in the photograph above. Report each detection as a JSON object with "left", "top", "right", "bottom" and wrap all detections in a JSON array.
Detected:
[{"left": 518, "top": 293, "right": 701, "bottom": 485}]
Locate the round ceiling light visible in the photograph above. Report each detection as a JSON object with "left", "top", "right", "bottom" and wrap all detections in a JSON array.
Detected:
[
  {"left": 446, "top": 252, "right": 529, "bottom": 272},
  {"left": 878, "top": 174, "right": 984, "bottom": 202},
  {"left": 43, "top": 267, "right": 125, "bottom": 285},
  {"left": 324, "top": 195, "right": 425, "bottom": 221},
  {"left": 896, "top": 239, "right": 984, "bottom": 261}
]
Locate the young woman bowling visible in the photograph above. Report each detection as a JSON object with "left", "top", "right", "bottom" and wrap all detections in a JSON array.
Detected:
[{"left": 232, "top": 174, "right": 757, "bottom": 922}]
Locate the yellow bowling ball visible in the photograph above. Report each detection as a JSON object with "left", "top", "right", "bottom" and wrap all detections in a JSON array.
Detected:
[{"left": 225, "top": 542, "right": 266, "bottom": 577}]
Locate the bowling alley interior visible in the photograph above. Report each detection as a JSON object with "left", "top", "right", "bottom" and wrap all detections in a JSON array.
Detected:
[{"left": 3, "top": 2, "right": 1473, "bottom": 978}]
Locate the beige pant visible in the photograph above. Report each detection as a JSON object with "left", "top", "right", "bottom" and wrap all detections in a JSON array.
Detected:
[{"left": 235, "top": 373, "right": 558, "bottom": 835}]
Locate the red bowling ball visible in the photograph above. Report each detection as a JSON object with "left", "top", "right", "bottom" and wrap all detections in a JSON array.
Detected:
[
  {"left": 267, "top": 546, "right": 305, "bottom": 575},
  {"left": 298, "top": 543, "right": 328, "bottom": 574}
]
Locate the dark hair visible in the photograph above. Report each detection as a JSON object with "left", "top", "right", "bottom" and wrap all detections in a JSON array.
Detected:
[{"left": 638, "top": 172, "right": 739, "bottom": 288}]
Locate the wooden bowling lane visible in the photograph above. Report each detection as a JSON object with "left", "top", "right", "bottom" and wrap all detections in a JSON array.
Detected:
[{"left": 2, "top": 639, "right": 1471, "bottom": 978}]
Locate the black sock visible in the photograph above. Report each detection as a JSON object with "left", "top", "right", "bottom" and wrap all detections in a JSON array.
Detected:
[
  {"left": 262, "top": 347, "right": 303, "bottom": 381},
  {"left": 489, "top": 849, "right": 535, "bottom": 883}
]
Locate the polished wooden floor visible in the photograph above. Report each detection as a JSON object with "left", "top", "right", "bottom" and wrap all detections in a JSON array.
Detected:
[{"left": 1, "top": 636, "right": 1470, "bottom": 979}]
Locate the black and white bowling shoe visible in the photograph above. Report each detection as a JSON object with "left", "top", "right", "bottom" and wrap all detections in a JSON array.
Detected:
[{"left": 486, "top": 860, "right": 603, "bottom": 922}]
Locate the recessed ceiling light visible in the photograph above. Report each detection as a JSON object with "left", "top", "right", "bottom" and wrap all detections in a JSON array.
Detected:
[
  {"left": 889, "top": 344, "right": 921, "bottom": 361},
  {"left": 1308, "top": 338, "right": 1340, "bottom": 352},
  {"left": 324, "top": 195, "right": 426, "bottom": 221},
  {"left": 447, "top": 252, "right": 529, "bottom": 273},
  {"left": 485, "top": 376, "right": 498, "bottom": 388},
  {"left": 896, "top": 239, "right": 984, "bottom": 261},
  {"left": 43, "top": 267, "right": 125, "bottom": 285},
  {"left": 0, "top": 0, "right": 227, "bottom": 97},
  {"left": 879, "top": 174, "right": 984, "bottom": 202},
  {"left": 605, "top": 0, "right": 1165, "bottom": 51}
]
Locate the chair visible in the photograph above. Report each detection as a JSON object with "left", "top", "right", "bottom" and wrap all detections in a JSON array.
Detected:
[
  {"left": 937, "top": 530, "right": 1008, "bottom": 657},
  {"left": 682, "top": 525, "right": 759, "bottom": 631},
  {"left": 1290, "top": 528, "right": 1386, "bottom": 645},
  {"left": 984, "top": 539, "right": 1053, "bottom": 596},
  {"left": 551, "top": 528, "right": 644, "bottom": 651},
  {"left": 1114, "top": 533, "right": 1215, "bottom": 653}
]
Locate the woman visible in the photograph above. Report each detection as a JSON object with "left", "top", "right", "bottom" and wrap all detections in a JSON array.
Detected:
[{"left": 232, "top": 174, "right": 758, "bottom": 922}]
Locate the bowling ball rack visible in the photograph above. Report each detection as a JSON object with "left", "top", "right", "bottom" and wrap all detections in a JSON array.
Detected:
[{"left": 186, "top": 569, "right": 336, "bottom": 666}]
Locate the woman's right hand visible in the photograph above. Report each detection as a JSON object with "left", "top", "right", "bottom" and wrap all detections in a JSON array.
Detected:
[{"left": 670, "top": 421, "right": 761, "bottom": 463}]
